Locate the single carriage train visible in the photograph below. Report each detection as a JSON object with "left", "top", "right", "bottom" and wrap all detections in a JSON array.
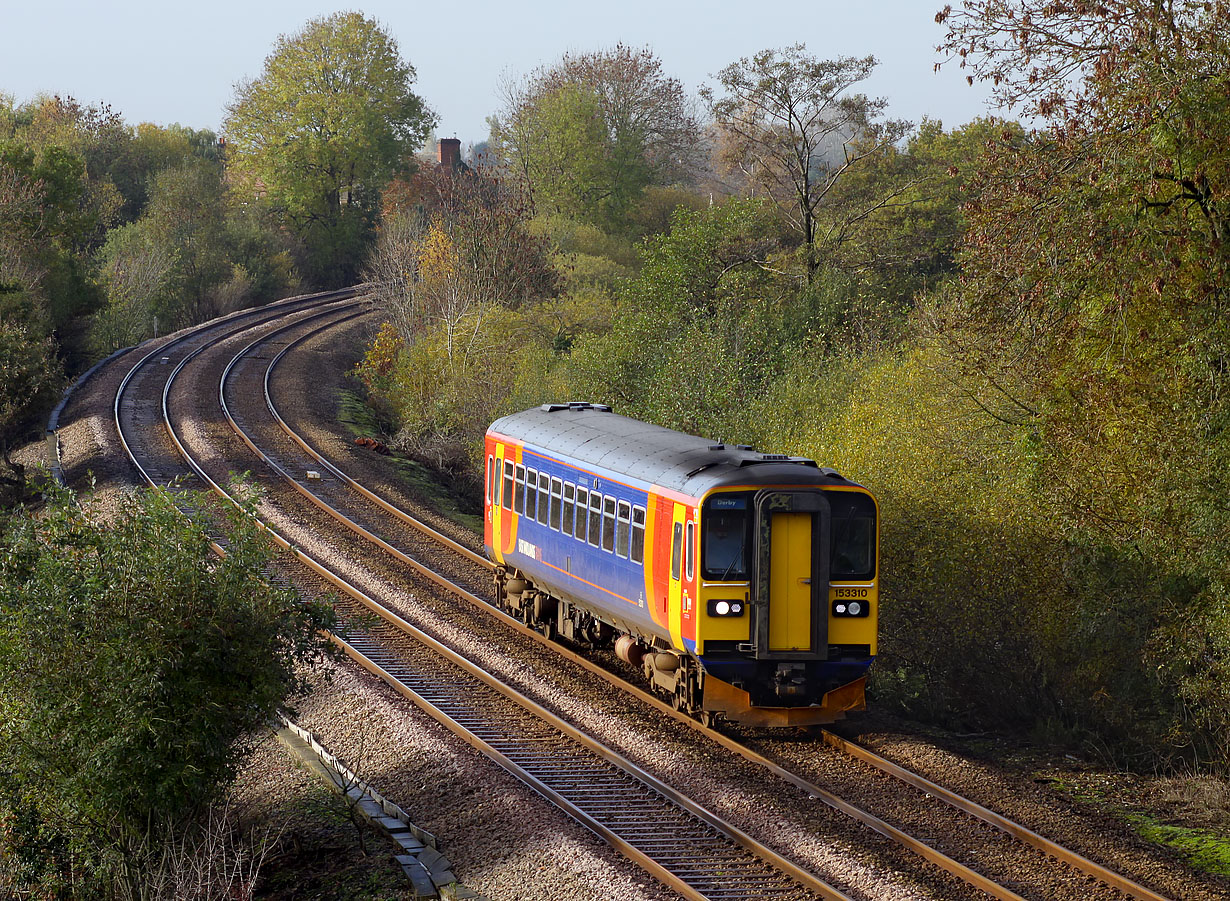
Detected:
[{"left": 484, "top": 403, "right": 878, "bottom": 727}]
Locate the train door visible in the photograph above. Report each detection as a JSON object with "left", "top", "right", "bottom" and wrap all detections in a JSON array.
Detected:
[
  {"left": 490, "top": 446, "right": 508, "bottom": 564},
  {"left": 768, "top": 512, "right": 811, "bottom": 651},
  {"left": 753, "top": 490, "right": 830, "bottom": 659}
]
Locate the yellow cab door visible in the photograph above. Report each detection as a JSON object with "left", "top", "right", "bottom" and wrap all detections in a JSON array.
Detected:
[{"left": 769, "top": 511, "right": 812, "bottom": 651}]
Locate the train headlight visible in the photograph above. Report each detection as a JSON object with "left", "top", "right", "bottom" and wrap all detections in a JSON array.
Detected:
[
  {"left": 832, "top": 594, "right": 871, "bottom": 617},
  {"left": 707, "top": 599, "right": 745, "bottom": 617}
]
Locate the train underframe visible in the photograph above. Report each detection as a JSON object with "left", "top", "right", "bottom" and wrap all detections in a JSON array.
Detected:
[{"left": 493, "top": 566, "right": 867, "bottom": 728}]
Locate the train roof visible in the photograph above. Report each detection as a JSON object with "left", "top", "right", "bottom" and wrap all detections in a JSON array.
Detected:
[{"left": 488, "top": 403, "right": 858, "bottom": 497}]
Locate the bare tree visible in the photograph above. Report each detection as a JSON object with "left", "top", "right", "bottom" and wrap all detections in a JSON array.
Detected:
[{"left": 703, "top": 46, "right": 911, "bottom": 280}]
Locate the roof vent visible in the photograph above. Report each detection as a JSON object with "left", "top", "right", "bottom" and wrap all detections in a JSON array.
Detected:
[
  {"left": 541, "top": 402, "right": 613, "bottom": 413},
  {"left": 737, "top": 444, "right": 755, "bottom": 451},
  {"left": 760, "top": 453, "right": 791, "bottom": 462},
  {"left": 709, "top": 444, "right": 726, "bottom": 452}
]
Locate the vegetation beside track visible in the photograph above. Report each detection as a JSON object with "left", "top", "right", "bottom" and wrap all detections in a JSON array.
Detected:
[
  {"left": 357, "top": 4, "right": 1230, "bottom": 774},
  {"left": 0, "top": 483, "right": 336, "bottom": 898}
]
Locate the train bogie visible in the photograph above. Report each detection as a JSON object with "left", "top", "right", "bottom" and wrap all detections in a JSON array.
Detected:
[{"left": 484, "top": 403, "right": 878, "bottom": 727}]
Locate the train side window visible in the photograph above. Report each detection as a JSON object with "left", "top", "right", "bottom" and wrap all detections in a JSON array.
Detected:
[
  {"left": 671, "top": 522, "right": 683, "bottom": 580},
  {"left": 588, "top": 493, "right": 602, "bottom": 547},
  {"left": 615, "top": 501, "right": 631, "bottom": 558},
  {"left": 574, "top": 487, "right": 588, "bottom": 542},
  {"left": 536, "top": 473, "right": 549, "bottom": 525},
  {"left": 602, "top": 496, "right": 616, "bottom": 552},
  {"left": 525, "top": 470, "right": 538, "bottom": 519},
  {"left": 562, "top": 483, "right": 575, "bottom": 534},
  {"left": 630, "top": 506, "right": 646, "bottom": 564},
  {"left": 685, "top": 521, "right": 695, "bottom": 581},
  {"left": 486, "top": 455, "right": 494, "bottom": 505},
  {"left": 502, "top": 460, "right": 514, "bottom": 511},
  {"left": 550, "top": 478, "right": 563, "bottom": 530},
  {"left": 514, "top": 464, "right": 525, "bottom": 514}
]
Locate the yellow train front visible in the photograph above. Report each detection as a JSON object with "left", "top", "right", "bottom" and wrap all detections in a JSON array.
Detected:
[{"left": 484, "top": 403, "right": 878, "bottom": 727}]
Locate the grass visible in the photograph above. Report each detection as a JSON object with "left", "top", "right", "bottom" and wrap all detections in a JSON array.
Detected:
[
  {"left": 1129, "top": 815, "right": 1230, "bottom": 877},
  {"left": 335, "top": 387, "right": 483, "bottom": 535}
]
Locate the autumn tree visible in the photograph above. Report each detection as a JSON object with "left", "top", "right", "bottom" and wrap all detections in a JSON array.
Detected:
[
  {"left": 489, "top": 45, "right": 701, "bottom": 230},
  {"left": 703, "top": 46, "right": 911, "bottom": 281},
  {"left": 361, "top": 166, "right": 558, "bottom": 475},
  {"left": 224, "top": 12, "right": 435, "bottom": 284},
  {"left": 931, "top": 0, "right": 1230, "bottom": 763}
]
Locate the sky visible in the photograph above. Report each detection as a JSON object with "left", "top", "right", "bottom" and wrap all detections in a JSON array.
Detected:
[{"left": 0, "top": 0, "right": 999, "bottom": 145}]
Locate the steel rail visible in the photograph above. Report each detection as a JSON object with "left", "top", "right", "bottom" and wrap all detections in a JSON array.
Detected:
[
  {"left": 113, "top": 289, "right": 362, "bottom": 487},
  {"left": 262, "top": 322, "right": 488, "bottom": 567},
  {"left": 132, "top": 304, "right": 854, "bottom": 901},
  {"left": 251, "top": 314, "right": 1179, "bottom": 901}
]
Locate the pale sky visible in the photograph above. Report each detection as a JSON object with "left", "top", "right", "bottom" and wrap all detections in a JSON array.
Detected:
[{"left": 1, "top": 1, "right": 998, "bottom": 144}]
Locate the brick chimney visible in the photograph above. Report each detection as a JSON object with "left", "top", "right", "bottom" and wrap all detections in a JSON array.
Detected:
[{"left": 437, "top": 138, "right": 462, "bottom": 170}]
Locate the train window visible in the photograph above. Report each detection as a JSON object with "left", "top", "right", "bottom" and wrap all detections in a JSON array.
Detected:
[
  {"left": 602, "top": 496, "right": 616, "bottom": 552},
  {"left": 575, "top": 487, "right": 588, "bottom": 541},
  {"left": 615, "top": 501, "right": 631, "bottom": 558},
  {"left": 830, "top": 491, "right": 877, "bottom": 580},
  {"left": 486, "top": 456, "right": 494, "bottom": 505},
  {"left": 514, "top": 464, "right": 525, "bottom": 514},
  {"left": 671, "top": 522, "right": 683, "bottom": 580},
  {"left": 502, "top": 460, "right": 514, "bottom": 511},
  {"left": 550, "top": 478, "right": 563, "bottom": 530},
  {"left": 563, "top": 484, "right": 576, "bottom": 535},
  {"left": 536, "top": 473, "right": 549, "bottom": 525},
  {"left": 702, "top": 494, "right": 750, "bottom": 580},
  {"left": 525, "top": 470, "right": 538, "bottom": 519},
  {"left": 630, "top": 506, "right": 646, "bottom": 564},
  {"left": 588, "top": 493, "right": 602, "bottom": 548},
  {"left": 686, "top": 521, "right": 695, "bottom": 581}
]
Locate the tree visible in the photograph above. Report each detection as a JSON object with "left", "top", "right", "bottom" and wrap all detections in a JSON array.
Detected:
[
  {"left": 703, "top": 46, "right": 911, "bottom": 280},
  {"left": 490, "top": 45, "right": 702, "bottom": 230},
  {"left": 0, "top": 484, "right": 336, "bottom": 895},
  {"left": 930, "top": 0, "right": 1230, "bottom": 763},
  {"left": 0, "top": 319, "right": 61, "bottom": 503},
  {"left": 224, "top": 12, "right": 435, "bottom": 284},
  {"left": 360, "top": 166, "right": 558, "bottom": 475}
]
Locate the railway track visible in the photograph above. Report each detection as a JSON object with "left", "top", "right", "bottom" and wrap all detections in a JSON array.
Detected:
[
  {"left": 114, "top": 297, "right": 855, "bottom": 901},
  {"left": 111, "top": 296, "right": 1189, "bottom": 901}
]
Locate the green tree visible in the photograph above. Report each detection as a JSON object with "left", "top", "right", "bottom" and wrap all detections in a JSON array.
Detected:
[
  {"left": 224, "top": 12, "right": 435, "bottom": 285},
  {"left": 0, "top": 484, "right": 336, "bottom": 895},
  {"left": 567, "top": 199, "right": 791, "bottom": 438},
  {"left": 490, "top": 45, "right": 701, "bottom": 231},
  {"left": 703, "top": 46, "right": 911, "bottom": 281},
  {"left": 0, "top": 319, "right": 61, "bottom": 503}
]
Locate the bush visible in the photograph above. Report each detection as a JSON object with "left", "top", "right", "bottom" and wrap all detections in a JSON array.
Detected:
[{"left": 0, "top": 483, "right": 336, "bottom": 896}]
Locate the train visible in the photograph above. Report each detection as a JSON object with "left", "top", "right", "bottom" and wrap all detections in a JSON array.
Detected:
[{"left": 483, "top": 403, "right": 878, "bottom": 727}]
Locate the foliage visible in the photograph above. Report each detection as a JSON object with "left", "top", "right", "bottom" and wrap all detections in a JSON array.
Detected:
[
  {"left": 0, "top": 319, "right": 61, "bottom": 501},
  {"left": 362, "top": 166, "right": 559, "bottom": 477},
  {"left": 91, "top": 159, "right": 301, "bottom": 353},
  {"left": 0, "top": 484, "right": 336, "bottom": 896},
  {"left": 929, "top": 0, "right": 1230, "bottom": 763},
  {"left": 224, "top": 12, "right": 435, "bottom": 285},
  {"left": 490, "top": 45, "right": 701, "bottom": 232},
  {"left": 703, "top": 45, "right": 912, "bottom": 280},
  {"left": 567, "top": 198, "right": 796, "bottom": 438}
]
